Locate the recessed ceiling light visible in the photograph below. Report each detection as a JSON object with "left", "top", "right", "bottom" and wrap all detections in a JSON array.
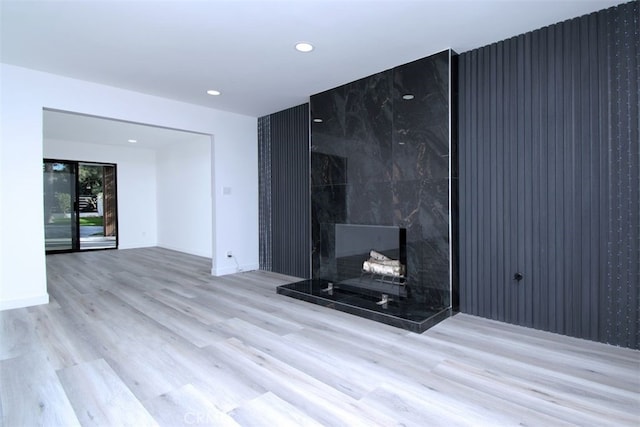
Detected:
[
  {"left": 295, "top": 42, "right": 314, "bottom": 53},
  {"left": 128, "top": 139, "right": 137, "bottom": 143},
  {"left": 207, "top": 89, "right": 221, "bottom": 96},
  {"left": 402, "top": 94, "right": 415, "bottom": 100},
  {"left": 313, "top": 118, "right": 323, "bottom": 123}
]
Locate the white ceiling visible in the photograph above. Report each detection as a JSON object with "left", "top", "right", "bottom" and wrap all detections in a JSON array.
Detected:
[{"left": 1, "top": 0, "right": 627, "bottom": 119}]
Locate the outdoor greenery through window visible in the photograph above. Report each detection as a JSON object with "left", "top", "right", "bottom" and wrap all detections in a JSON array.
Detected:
[{"left": 44, "top": 160, "right": 117, "bottom": 252}]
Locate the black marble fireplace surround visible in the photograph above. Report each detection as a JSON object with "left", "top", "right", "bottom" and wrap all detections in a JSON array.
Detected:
[{"left": 277, "top": 49, "right": 458, "bottom": 333}]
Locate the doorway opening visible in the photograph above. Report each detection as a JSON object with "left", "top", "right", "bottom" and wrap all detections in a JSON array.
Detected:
[{"left": 44, "top": 159, "right": 118, "bottom": 253}]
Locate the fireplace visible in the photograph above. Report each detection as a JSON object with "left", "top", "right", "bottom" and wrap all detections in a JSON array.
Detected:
[
  {"left": 277, "top": 222, "right": 452, "bottom": 332},
  {"left": 332, "top": 224, "right": 408, "bottom": 298},
  {"left": 275, "top": 50, "right": 457, "bottom": 333}
]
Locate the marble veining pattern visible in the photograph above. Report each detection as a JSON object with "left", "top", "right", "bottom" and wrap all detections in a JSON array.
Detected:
[{"left": 310, "top": 50, "right": 454, "bottom": 315}]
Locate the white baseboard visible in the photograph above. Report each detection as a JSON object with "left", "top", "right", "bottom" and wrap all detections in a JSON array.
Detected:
[
  {"left": 157, "top": 243, "right": 212, "bottom": 259},
  {"left": 211, "top": 263, "right": 259, "bottom": 277},
  {"left": 118, "top": 243, "right": 156, "bottom": 250},
  {"left": 0, "top": 293, "right": 49, "bottom": 311}
]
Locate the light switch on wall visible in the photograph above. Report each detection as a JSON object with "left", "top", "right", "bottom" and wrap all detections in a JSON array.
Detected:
[{"left": 222, "top": 186, "right": 232, "bottom": 195}]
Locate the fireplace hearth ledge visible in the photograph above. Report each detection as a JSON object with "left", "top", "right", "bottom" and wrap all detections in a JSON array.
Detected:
[{"left": 277, "top": 279, "right": 454, "bottom": 333}]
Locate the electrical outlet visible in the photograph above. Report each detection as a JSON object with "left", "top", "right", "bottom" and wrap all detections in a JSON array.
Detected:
[{"left": 226, "top": 251, "right": 233, "bottom": 258}]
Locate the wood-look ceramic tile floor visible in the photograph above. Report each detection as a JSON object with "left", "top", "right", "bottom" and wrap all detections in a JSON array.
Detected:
[{"left": 1, "top": 247, "right": 638, "bottom": 426}]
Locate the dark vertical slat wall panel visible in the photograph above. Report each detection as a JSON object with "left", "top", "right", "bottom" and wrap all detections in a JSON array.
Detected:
[
  {"left": 609, "top": 2, "right": 639, "bottom": 348},
  {"left": 258, "top": 116, "right": 272, "bottom": 271},
  {"left": 586, "top": 12, "right": 600, "bottom": 343},
  {"left": 259, "top": 104, "right": 311, "bottom": 278},
  {"left": 597, "top": 9, "right": 612, "bottom": 343},
  {"left": 530, "top": 28, "right": 542, "bottom": 331},
  {"left": 459, "top": 1, "right": 639, "bottom": 349}
]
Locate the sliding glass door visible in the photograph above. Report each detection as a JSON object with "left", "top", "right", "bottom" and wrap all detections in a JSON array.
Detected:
[
  {"left": 43, "top": 161, "right": 78, "bottom": 252},
  {"left": 44, "top": 159, "right": 118, "bottom": 253},
  {"left": 78, "top": 162, "right": 118, "bottom": 250}
]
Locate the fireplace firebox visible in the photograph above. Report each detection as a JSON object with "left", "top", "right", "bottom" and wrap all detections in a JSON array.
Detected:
[{"left": 333, "top": 224, "right": 407, "bottom": 299}]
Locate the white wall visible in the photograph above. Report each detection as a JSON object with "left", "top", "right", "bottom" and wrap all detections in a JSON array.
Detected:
[
  {"left": 0, "top": 63, "right": 259, "bottom": 311},
  {"left": 44, "top": 139, "right": 159, "bottom": 249},
  {"left": 156, "top": 136, "right": 212, "bottom": 257}
]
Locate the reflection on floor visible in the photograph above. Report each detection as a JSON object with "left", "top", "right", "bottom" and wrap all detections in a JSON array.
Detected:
[
  {"left": 44, "top": 237, "right": 116, "bottom": 251},
  {"left": 81, "top": 236, "right": 117, "bottom": 250},
  {"left": 44, "top": 223, "right": 116, "bottom": 251}
]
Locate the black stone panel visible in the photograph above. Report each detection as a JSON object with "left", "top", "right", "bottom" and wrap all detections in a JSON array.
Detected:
[
  {"left": 343, "top": 71, "right": 394, "bottom": 185},
  {"left": 393, "top": 52, "right": 450, "bottom": 182},
  {"left": 311, "top": 86, "right": 347, "bottom": 144},
  {"left": 311, "top": 184, "right": 347, "bottom": 278},
  {"left": 305, "top": 49, "right": 456, "bottom": 332},
  {"left": 389, "top": 177, "right": 450, "bottom": 297},
  {"left": 391, "top": 126, "right": 449, "bottom": 182},
  {"left": 345, "top": 181, "right": 395, "bottom": 225},
  {"left": 311, "top": 151, "right": 347, "bottom": 187}
]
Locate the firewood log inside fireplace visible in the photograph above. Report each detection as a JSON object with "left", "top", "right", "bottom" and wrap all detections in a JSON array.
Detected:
[{"left": 362, "top": 250, "right": 405, "bottom": 277}]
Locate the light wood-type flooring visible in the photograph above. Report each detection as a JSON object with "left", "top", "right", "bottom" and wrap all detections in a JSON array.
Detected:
[{"left": 1, "top": 247, "right": 638, "bottom": 426}]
